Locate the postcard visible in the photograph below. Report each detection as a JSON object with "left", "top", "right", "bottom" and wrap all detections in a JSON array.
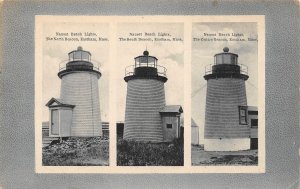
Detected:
[{"left": 35, "top": 15, "right": 265, "bottom": 173}]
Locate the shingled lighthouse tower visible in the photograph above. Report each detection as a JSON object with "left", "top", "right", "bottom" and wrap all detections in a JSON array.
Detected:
[
  {"left": 124, "top": 50, "right": 168, "bottom": 142},
  {"left": 204, "top": 47, "right": 250, "bottom": 151}
]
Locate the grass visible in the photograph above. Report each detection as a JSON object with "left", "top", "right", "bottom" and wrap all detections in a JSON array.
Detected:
[
  {"left": 117, "top": 138, "right": 184, "bottom": 166},
  {"left": 42, "top": 137, "right": 109, "bottom": 166},
  {"left": 191, "top": 145, "right": 258, "bottom": 166}
]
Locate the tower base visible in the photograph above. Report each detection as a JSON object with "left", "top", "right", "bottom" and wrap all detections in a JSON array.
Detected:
[{"left": 204, "top": 138, "right": 250, "bottom": 151}]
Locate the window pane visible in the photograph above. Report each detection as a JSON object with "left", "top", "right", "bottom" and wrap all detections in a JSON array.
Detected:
[
  {"left": 231, "top": 55, "right": 237, "bottom": 64},
  {"left": 73, "top": 51, "right": 81, "bottom": 60},
  {"left": 223, "top": 54, "right": 231, "bottom": 64},
  {"left": 240, "top": 109, "right": 245, "bottom": 116},
  {"left": 251, "top": 119, "right": 258, "bottom": 127},
  {"left": 216, "top": 55, "right": 222, "bottom": 64},
  {"left": 240, "top": 117, "right": 247, "bottom": 124},
  {"left": 239, "top": 106, "right": 248, "bottom": 125},
  {"left": 81, "top": 51, "right": 90, "bottom": 61}
]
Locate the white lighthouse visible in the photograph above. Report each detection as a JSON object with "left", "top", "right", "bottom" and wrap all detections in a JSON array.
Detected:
[
  {"left": 46, "top": 46, "right": 102, "bottom": 137},
  {"left": 204, "top": 47, "right": 250, "bottom": 151}
]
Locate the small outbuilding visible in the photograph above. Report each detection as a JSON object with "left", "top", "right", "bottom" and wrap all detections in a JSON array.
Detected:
[
  {"left": 248, "top": 106, "right": 258, "bottom": 149},
  {"left": 160, "top": 105, "right": 183, "bottom": 142},
  {"left": 46, "top": 98, "right": 75, "bottom": 137}
]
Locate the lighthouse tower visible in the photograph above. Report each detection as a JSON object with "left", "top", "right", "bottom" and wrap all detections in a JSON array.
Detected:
[
  {"left": 124, "top": 50, "right": 168, "bottom": 142},
  {"left": 204, "top": 47, "right": 250, "bottom": 151},
  {"left": 47, "top": 46, "right": 102, "bottom": 137}
]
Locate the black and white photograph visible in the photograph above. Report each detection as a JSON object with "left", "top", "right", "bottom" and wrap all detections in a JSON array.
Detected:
[
  {"left": 191, "top": 22, "right": 263, "bottom": 166},
  {"left": 115, "top": 23, "right": 184, "bottom": 166},
  {"left": 37, "top": 19, "right": 110, "bottom": 166},
  {"left": 2, "top": 1, "right": 299, "bottom": 188},
  {"left": 35, "top": 16, "right": 264, "bottom": 173}
]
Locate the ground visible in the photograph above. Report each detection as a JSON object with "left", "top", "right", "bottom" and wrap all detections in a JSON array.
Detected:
[
  {"left": 117, "top": 138, "right": 184, "bottom": 166},
  {"left": 192, "top": 144, "right": 258, "bottom": 166},
  {"left": 43, "top": 137, "right": 109, "bottom": 166}
]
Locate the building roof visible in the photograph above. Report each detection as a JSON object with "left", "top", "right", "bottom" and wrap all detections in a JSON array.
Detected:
[
  {"left": 247, "top": 106, "right": 258, "bottom": 111},
  {"left": 42, "top": 121, "right": 49, "bottom": 129},
  {"left": 160, "top": 105, "right": 183, "bottom": 113},
  {"left": 45, "top": 97, "right": 75, "bottom": 108}
]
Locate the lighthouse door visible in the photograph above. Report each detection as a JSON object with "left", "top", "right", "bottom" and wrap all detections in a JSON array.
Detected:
[{"left": 51, "top": 109, "right": 59, "bottom": 136}]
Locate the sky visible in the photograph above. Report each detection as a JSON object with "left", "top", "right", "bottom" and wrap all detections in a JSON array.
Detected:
[
  {"left": 42, "top": 22, "right": 184, "bottom": 123},
  {"left": 42, "top": 22, "right": 110, "bottom": 122},
  {"left": 191, "top": 22, "right": 258, "bottom": 144},
  {"left": 115, "top": 23, "right": 184, "bottom": 121}
]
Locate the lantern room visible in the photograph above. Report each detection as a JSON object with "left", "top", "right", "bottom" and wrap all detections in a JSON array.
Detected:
[
  {"left": 134, "top": 50, "right": 158, "bottom": 68},
  {"left": 124, "top": 50, "right": 167, "bottom": 82},
  {"left": 68, "top": 46, "right": 91, "bottom": 62},
  {"left": 205, "top": 47, "right": 248, "bottom": 80},
  {"left": 214, "top": 47, "right": 238, "bottom": 65},
  {"left": 58, "top": 46, "right": 101, "bottom": 79}
]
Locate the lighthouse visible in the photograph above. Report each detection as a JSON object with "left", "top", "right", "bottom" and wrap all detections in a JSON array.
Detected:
[
  {"left": 46, "top": 46, "right": 102, "bottom": 137},
  {"left": 123, "top": 50, "right": 167, "bottom": 142},
  {"left": 123, "top": 50, "right": 183, "bottom": 143},
  {"left": 204, "top": 47, "right": 250, "bottom": 151}
]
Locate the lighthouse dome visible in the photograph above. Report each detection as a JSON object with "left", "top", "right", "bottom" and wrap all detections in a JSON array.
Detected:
[
  {"left": 223, "top": 47, "right": 229, "bottom": 52},
  {"left": 143, "top": 50, "right": 149, "bottom": 56}
]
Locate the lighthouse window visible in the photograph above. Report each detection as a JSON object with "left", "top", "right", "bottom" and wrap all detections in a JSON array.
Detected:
[
  {"left": 216, "top": 55, "right": 222, "bottom": 64},
  {"left": 239, "top": 106, "right": 248, "bottom": 125},
  {"left": 251, "top": 119, "right": 258, "bottom": 127},
  {"left": 231, "top": 55, "right": 237, "bottom": 64},
  {"left": 223, "top": 54, "right": 231, "bottom": 64},
  {"left": 248, "top": 111, "right": 258, "bottom": 115},
  {"left": 81, "top": 52, "right": 90, "bottom": 61},
  {"left": 167, "top": 124, "right": 173, "bottom": 129},
  {"left": 139, "top": 56, "right": 148, "bottom": 64},
  {"left": 73, "top": 51, "right": 82, "bottom": 60}
]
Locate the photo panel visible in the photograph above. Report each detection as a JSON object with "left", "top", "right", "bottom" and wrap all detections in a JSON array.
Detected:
[
  {"left": 36, "top": 17, "right": 110, "bottom": 169},
  {"left": 191, "top": 21, "right": 264, "bottom": 170},
  {"left": 115, "top": 22, "right": 185, "bottom": 166}
]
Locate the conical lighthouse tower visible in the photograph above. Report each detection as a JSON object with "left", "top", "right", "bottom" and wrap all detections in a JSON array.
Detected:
[
  {"left": 47, "top": 46, "right": 102, "bottom": 137},
  {"left": 124, "top": 50, "right": 168, "bottom": 142},
  {"left": 204, "top": 47, "right": 250, "bottom": 151}
]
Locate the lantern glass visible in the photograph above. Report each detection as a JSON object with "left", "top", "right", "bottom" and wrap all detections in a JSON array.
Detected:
[{"left": 136, "top": 56, "right": 157, "bottom": 67}]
